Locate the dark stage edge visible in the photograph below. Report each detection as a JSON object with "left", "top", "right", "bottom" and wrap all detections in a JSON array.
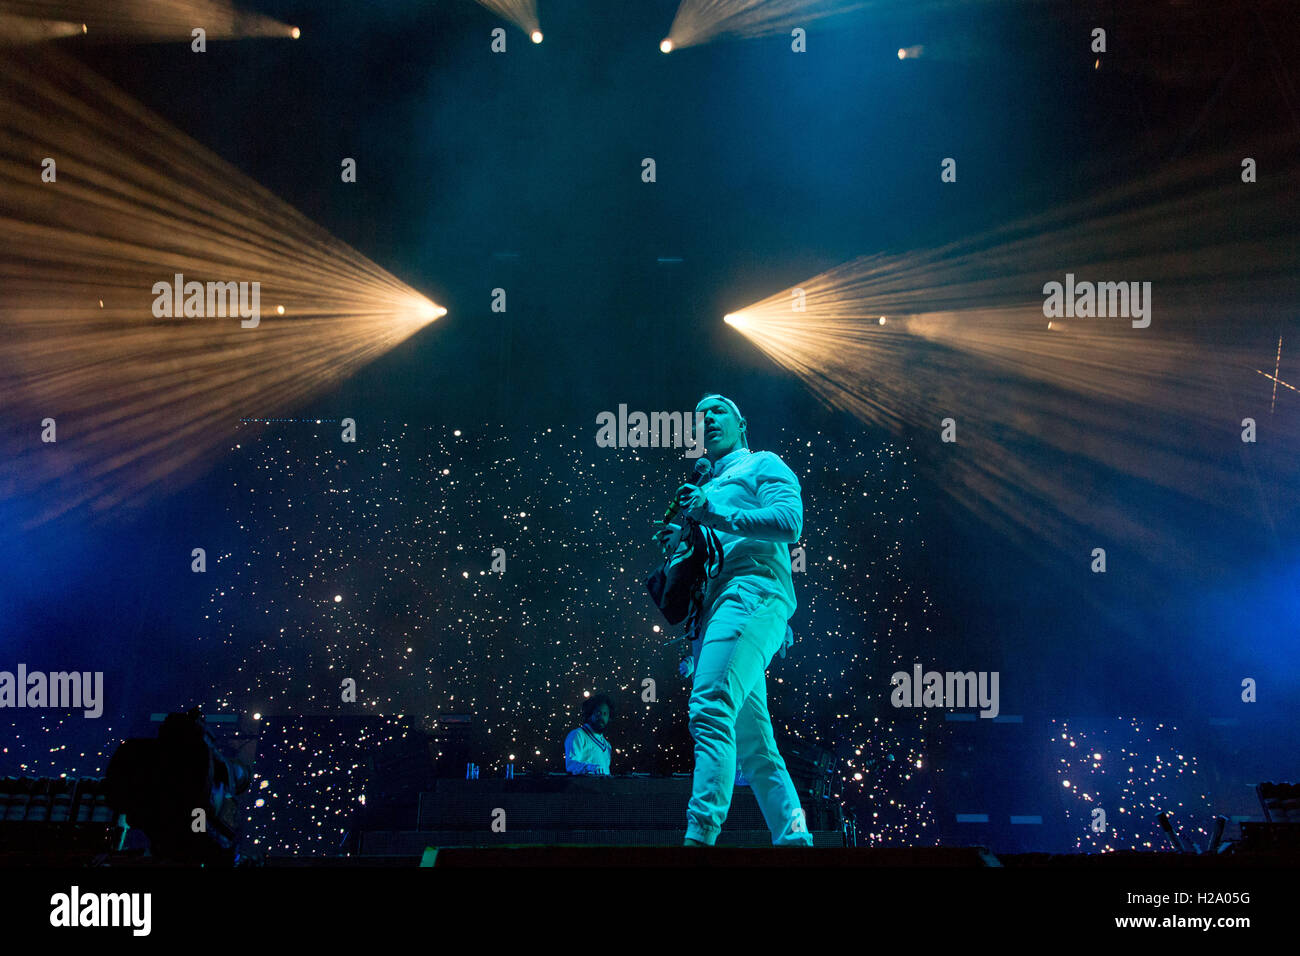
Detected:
[
  {"left": 4, "top": 846, "right": 1297, "bottom": 867},
  {"left": 359, "top": 827, "right": 846, "bottom": 853},
  {"left": 254, "top": 846, "right": 1299, "bottom": 868}
]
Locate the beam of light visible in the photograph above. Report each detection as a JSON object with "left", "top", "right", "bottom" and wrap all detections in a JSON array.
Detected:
[
  {"left": 897, "top": 44, "right": 923, "bottom": 60},
  {"left": 1262, "top": 336, "right": 1285, "bottom": 412},
  {"left": 0, "top": 48, "right": 444, "bottom": 527},
  {"left": 0, "top": 0, "right": 291, "bottom": 43},
  {"left": 722, "top": 145, "right": 1300, "bottom": 576},
  {"left": 1255, "top": 368, "right": 1296, "bottom": 406},
  {"left": 470, "top": 0, "right": 540, "bottom": 40},
  {"left": 0, "top": 10, "right": 80, "bottom": 43},
  {"left": 664, "top": 0, "right": 870, "bottom": 52}
]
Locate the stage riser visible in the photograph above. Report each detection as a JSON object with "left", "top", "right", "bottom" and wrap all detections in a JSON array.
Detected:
[
  {"left": 418, "top": 801, "right": 770, "bottom": 830},
  {"left": 416, "top": 777, "right": 840, "bottom": 832},
  {"left": 424, "top": 846, "right": 997, "bottom": 867},
  {"left": 361, "top": 829, "right": 846, "bottom": 853}
]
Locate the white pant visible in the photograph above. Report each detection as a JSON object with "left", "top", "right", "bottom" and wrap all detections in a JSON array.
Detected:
[{"left": 686, "top": 576, "right": 812, "bottom": 846}]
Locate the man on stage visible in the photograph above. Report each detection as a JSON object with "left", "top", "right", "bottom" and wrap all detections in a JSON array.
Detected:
[
  {"left": 657, "top": 393, "right": 812, "bottom": 847},
  {"left": 564, "top": 693, "right": 613, "bottom": 775}
]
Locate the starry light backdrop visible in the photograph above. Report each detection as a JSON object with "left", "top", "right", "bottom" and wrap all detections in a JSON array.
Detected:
[
  {"left": 208, "top": 422, "right": 942, "bottom": 852},
  {"left": 1052, "top": 719, "right": 1214, "bottom": 854},
  {"left": 3, "top": 389, "right": 1290, "bottom": 856}
]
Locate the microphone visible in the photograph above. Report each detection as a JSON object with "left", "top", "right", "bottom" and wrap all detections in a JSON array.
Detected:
[{"left": 662, "top": 457, "right": 713, "bottom": 523}]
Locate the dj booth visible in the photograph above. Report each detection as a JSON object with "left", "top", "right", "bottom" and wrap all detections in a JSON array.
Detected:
[{"left": 358, "top": 774, "right": 847, "bottom": 854}]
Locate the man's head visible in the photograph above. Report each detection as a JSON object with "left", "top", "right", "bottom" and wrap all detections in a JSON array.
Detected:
[
  {"left": 581, "top": 694, "right": 613, "bottom": 732},
  {"left": 696, "top": 393, "right": 748, "bottom": 459}
]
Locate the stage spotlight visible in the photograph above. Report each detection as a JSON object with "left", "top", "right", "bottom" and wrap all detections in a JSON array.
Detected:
[
  {"left": 0, "top": 48, "right": 445, "bottom": 525},
  {"left": 879, "top": 316, "right": 887, "bottom": 325},
  {"left": 290, "top": 26, "right": 300, "bottom": 39},
  {"left": 414, "top": 301, "right": 448, "bottom": 321},
  {"left": 2, "top": 2, "right": 293, "bottom": 42},
  {"left": 897, "top": 48, "right": 905, "bottom": 59},
  {"left": 665, "top": 0, "right": 867, "bottom": 50},
  {"left": 660, "top": 39, "right": 673, "bottom": 53},
  {"left": 469, "top": 1, "right": 541, "bottom": 43},
  {"left": 719, "top": 145, "right": 1300, "bottom": 575},
  {"left": 0, "top": 13, "right": 84, "bottom": 42},
  {"left": 723, "top": 312, "right": 747, "bottom": 329}
]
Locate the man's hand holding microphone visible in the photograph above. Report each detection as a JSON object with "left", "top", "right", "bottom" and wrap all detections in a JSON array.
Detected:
[
  {"left": 651, "top": 460, "right": 713, "bottom": 679},
  {"left": 652, "top": 483, "right": 709, "bottom": 555}
]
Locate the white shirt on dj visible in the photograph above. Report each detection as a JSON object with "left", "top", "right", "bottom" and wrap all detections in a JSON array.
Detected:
[{"left": 564, "top": 724, "right": 611, "bottom": 775}]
